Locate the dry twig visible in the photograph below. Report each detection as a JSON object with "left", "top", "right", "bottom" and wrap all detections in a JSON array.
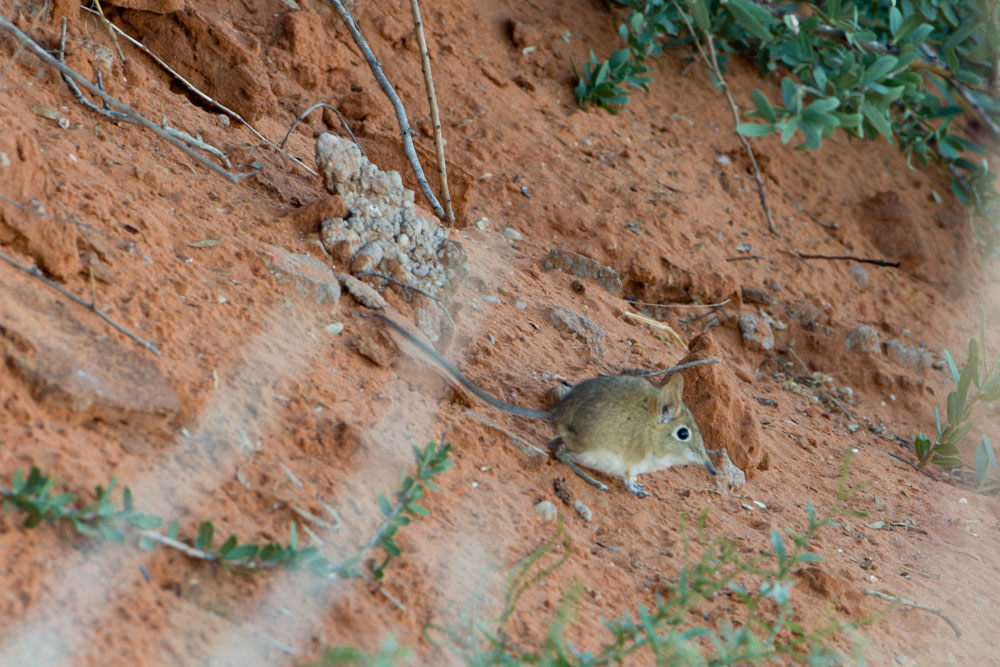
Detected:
[
  {"left": 864, "top": 589, "right": 961, "bottom": 638},
  {"left": 356, "top": 270, "right": 455, "bottom": 329},
  {"left": 670, "top": 1, "right": 777, "bottom": 236},
  {"left": 0, "top": 248, "right": 161, "bottom": 355},
  {"left": 326, "top": 0, "right": 446, "bottom": 219},
  {"left": 640, "top": 358, "right": 722, "bottom": 378},
  {"left": 279, "top": 102, "right": 364, "bottom": 156},
  {"left": 790, "top": 252, "right": 900, "bottom": 267},
  {"left": 0, "top": 17, "right": 249, "bottom": 183},
  {"left": 56, "top": 20, "right": 232, "bottom": 169},
  {"left": 78, "top": 6, "right": 318, "bottom": 176},
  {"left": 410, "top": 0, "right": 454, "bottom": 223}
]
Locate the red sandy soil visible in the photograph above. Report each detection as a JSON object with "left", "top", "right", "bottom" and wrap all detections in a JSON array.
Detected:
[{"left": 1, "top": 0, "right": 999, "bottom": 664}]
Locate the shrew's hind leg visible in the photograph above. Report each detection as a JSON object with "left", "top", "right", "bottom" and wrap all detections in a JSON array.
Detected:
[
  {"left": 623, "top": 474, "right": 649, "bottom": 498},
  {"left": 556, "top": 448, "right": 609, "bottom": 492}
]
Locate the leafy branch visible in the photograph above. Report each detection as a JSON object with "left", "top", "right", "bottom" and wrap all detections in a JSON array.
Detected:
[
  {"left": 0, "top": 441, "right": 452, "bottom": 581},
  {"left": 431, "top": 452, "right": 871, "bottom": 665},
  {"left": 914, "top": 307, "right": 1000, "bottom": 473},
  {"left": 574, "top": 0, "right": 1000, "bottom": 256}
]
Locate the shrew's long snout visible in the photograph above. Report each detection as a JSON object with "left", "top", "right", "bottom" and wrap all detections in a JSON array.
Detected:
[{"left": 704, "top": 459, "right": 717, "bottom": 475}]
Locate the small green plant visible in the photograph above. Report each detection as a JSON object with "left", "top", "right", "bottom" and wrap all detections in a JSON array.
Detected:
[
  {"left": 430, "top": 453, "right": 868, "bottom": 665},
  {"left": 914, "top": 307, "right": 1000, "bottom": 471},
  {"left": 574, "top": 0, "right": 1000, "bottom": 255},
  {"left": 304, "top": 636, "right": 410, "bottom": 666},
  {"left": 1, "top": 441, "right": 452, "bottom": 580}
]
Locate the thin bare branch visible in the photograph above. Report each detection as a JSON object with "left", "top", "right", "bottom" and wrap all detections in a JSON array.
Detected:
[
  {"left": 864, "top": 589, "right": 961, "bottom": 638},
  {"left": 279, "top": 102, "right": 365, "bottom": 157},
  {"left": 410, "top": 0, "right": 454, "bottom": 223},
  {"left": 78, "top": 6, "right": 318, "bottom": 176},
  {"left": 0, "top": 248, "right": 162, "bottom": 355},
  {"left": 640, "top": 358, "right": 722, "bottom": 378},
  {"left": 0, "top": 16, "right": 250, "bottom": 183},
  {"left": 326, "top": 0, "right": 446, "bottom": 219}
]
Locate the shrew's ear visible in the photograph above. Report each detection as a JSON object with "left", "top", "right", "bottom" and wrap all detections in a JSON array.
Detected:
[{"left": 656, "top": 373, "right": 684, "bottom": 422}]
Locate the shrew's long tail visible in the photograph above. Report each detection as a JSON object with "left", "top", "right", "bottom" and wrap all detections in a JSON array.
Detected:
[{"left": 373, "top": 313, "right": 552, "bottom": 420}]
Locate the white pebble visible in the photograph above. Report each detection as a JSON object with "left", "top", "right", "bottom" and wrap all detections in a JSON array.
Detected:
[
  {"left": 325, "top": 322, "right": 345, "bottom": 335},
  {"left": 534, "top": 501, "right": 557, "bottom": 521}
]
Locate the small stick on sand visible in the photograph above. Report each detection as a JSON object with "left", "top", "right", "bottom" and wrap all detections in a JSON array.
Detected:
[
  {"left": 791, "top": 252, "right": 900, "bottom": 267},
  {"left": 864, "top": 589, "right": 961, "bottom": 638},
  {"left": 640, "top": 358, "right": 722, "bottom": 378},
  {"left": 410, "top": 0, "right": 454, "bottom": 223},
  {"left": 0, "top": 17, "right": 248, "bottom": 183},
  {"left": 279, "top": 102, "right": 365, "bottom": 156},
  {"left": 326, "top": 0, "right": 446, "bottom": 219},
  {"left": 79, "top": 6, "right": 318, "bottom": 177},
  {"left": 0, "top": 248, "right": 161, "bottom": 355}
]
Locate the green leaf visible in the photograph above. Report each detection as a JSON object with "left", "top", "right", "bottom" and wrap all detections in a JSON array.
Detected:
[
  {"left": 861, "top": 101, "right": 892, "bottom": 137},
  {"left": 955, "top": 70, "right": 985, "bottom": 88},
  {"left": 168, "top": 519, "right": 179, "bottom": 540},
  {"left": 770, "top": 528, "right": 787, "bottom": 569},
  {"left": 737, "top": 123, "right": 776, "bottom": 137},
  {"left": 863, "top": 55, "right": 899, "bottom": 84},
  {"left": 781, "top": 76, "right": 798, "bottom": 111},
  {"left": 407, "top": 503, "right": 430, "bottom": 517},
  {"left": 944, "top": 349, "right": 960, "bottom": 384},
  {"left": 688, "top": 0, "right": 710, "bottom": 31},
  {"left": 946, "top": 391, "right": 961, "bottom": 426},
  {"left": 219, "top": 535, "right": 238, "bottom": 556},
  {"left": 930, "top": 455, "right": 964, "bottom": 468},
  {"left": 889, "top": 6, "right": 902, "bottom": 36},
  {"left": 289, "top": 521, "right": 298, "bottom": 550},
  {"left": 976, "top": 435, "right": 998, "bottom": 485},
  {"left": 977, "top": 382, "right": 1000, "bottom": 403},
  {"left": 725, "top": 0, "right": 776, "bottom": 42},
  {"left": 914, "top": 433, "right": 930, "bottom": 460},
  {"left": 959, "top": 338, "right": 979, "bottom": 402},
  {"left": 223, "top": 544, "right": 260, "bottom": 561},
  {"left": 195, "top": 521, "right": 214, "bottom": 551},
  {"left": 377, "top": 493, "right": 392, "bottom": 516},
  {"left": 950, "top": 421, "right": 975, "bottom": 446},
  {"left": 752, "top": 89, "right": 777, "bottom": 123}
]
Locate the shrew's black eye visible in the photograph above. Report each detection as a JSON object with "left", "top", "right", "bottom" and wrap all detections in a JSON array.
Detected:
[{"left": 674, "top": 426, "right": 690, "bottom": 441}]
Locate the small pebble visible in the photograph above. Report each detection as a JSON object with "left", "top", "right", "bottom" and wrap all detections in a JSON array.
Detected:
[
  {"left": 520, "top": 186, "right": 531, "bottom": 198},
  {"left": 325, "top": 322, "right": 345, "bottom": 335},
  {"left": 481, "top": 295, "right": 501, "bottom": 304},
  {"left": 475, "top": 217, "right": 490, "bottom": 231},
  {"left": 502, "top": 227, "right": 523, "bottom": 241},
  {"left": 573, "top": 500, "right": 592, "bottom": 522},
  {"left": 534, "top": 500, "right": 557, "bottom": 521},
  {"left": 514, "top": 297, "right": 527, "bottom": 309},
  {"left": 959, "top": 497, "right": 968, "bottom": 504}
]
